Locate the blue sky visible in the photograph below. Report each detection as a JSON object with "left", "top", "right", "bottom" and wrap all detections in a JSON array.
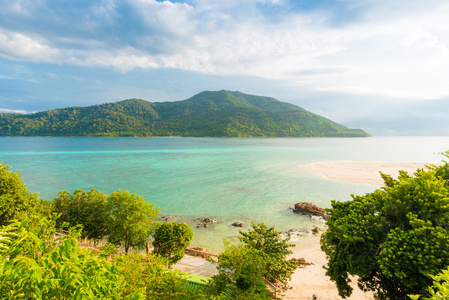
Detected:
[{"left": 1, "top": 0, "right": 449, "bottom": 135}]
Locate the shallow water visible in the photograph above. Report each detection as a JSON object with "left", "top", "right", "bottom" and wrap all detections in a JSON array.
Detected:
[{"left": 1, "top": 136, "right": 448, "bottom": 252}]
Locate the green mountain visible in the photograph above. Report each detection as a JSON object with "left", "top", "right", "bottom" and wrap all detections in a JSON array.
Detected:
[{"left": 0, "top": 90, "right": 370, "bottom": 137}]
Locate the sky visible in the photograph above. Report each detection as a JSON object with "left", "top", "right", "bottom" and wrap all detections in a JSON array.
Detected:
[{"left": 1, "top": 0, "right": 449, "bottom": 136}]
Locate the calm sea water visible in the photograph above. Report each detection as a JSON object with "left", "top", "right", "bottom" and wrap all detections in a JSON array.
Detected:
[{"left": 1, "top": 136, "right": 449, "bottom": 252}]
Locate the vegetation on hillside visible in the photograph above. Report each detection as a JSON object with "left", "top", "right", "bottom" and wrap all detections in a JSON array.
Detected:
[{"left": 0, "top": 90, "right": 370, "bottom": 137}]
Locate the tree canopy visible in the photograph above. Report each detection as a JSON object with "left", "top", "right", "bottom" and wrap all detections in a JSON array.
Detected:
[
  {"left": 53, "top": 189, "right": 108, "bottom": 242},
  {"left": 210, "top": 222, "right": 295, "bottom": 299},
  {"left": 0, "top": 162, "right": 50, "bottom": 227},
  {"left": 152, "top": 222, "right": 193, "bottom": 265},
  {"left": 239, "top": 222, "right": 294, "bottom": 285},
  {"left": 321, "top": 166, "right": 449, "bottom": 299},
  {"left": 106, "top": 190, "right": 159, "bottom": 253}
]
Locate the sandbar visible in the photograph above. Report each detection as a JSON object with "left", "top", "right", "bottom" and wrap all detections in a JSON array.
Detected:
[{"left": 302, "top": 160, "right": 428, "bottom": 185}]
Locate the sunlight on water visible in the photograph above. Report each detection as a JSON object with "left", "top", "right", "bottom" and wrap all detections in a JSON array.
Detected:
[{"left": 1, "top": 136, "right": 449, "bottom": 252}]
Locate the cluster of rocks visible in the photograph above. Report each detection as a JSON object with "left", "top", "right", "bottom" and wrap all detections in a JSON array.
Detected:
[
  {"left": 292, "top": 202, "right": 330, "bottom": 220},
  {"left": 159, "top": 216, "right": 175, "bottom": 222},
  {"left": 193, "top": 217, "right": 219, "bottom": 228},
  {"left": 231, "top": 221, "right": 244, "bottom": 227},
  {"left": 283, "top": 225, "right": 323, "bottom": 239},
  {"left": 187, "top": 218, "right": 247, "bottom": 229}
]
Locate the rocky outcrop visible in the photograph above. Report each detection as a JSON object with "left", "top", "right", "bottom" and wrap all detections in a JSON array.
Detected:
[
  {"left": 231, "top": 222, "right": 244, "bottom": 227},
  {"left": 293, "top": 202, "right": 330, "bottom": 219}
]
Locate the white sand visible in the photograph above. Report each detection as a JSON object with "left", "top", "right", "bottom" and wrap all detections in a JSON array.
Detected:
[
  {"left": 282, "top": 235, "right": 373, "bottom": 299},
  {"left": 302, "top": 160, "right": 428, "bottom": 185}
]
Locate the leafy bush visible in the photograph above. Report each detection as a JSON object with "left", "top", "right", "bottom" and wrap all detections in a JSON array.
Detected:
[
  {"left": 0, "top": 220, "right": 131, "bottom": 299},
  {"left": 0, "top": 162, "right": 44, "bottom": 226},
  {"left": 118, "top": 253, "right": 199, "bottom": 300},
  {"left": 152, "top": 222, "right": 193, "bottom": 265}
]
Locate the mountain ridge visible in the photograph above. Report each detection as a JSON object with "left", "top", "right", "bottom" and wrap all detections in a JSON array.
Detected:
[{"left": 0, "top": 90, "right": 370, "bottom": 137}]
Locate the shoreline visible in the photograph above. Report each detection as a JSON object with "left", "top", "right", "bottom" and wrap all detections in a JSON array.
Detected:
[{"left": 302, "top": 160, "right": 428, "bottom": 185}]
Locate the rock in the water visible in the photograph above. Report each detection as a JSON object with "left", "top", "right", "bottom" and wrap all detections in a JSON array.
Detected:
[
  {"left": 293, "top": 202, "right": 329, "bottom": 219},
  {"left": 159, "top": 216, "right": 174, "bottom": 222},
  {"left": 311, "top": 226, "right": 321, "bottom": 235},
  {"left": 231, "top": 222, "right": 244, "bottom": 227},
  {"left": 195, "top": 217, "right": 219, "bottom": 228}
]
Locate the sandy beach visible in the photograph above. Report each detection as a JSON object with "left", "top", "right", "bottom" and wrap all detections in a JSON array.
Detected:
[
  {"left": 283, "top": 235, "right": 373, "bottom": 300},
  {"left": 302, "top": 160, "right": 428, "bottom": 185}
]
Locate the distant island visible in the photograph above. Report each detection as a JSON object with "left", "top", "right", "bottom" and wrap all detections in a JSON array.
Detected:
[{"left": 0, "top": 90, "right": 370, "bottom": 137}]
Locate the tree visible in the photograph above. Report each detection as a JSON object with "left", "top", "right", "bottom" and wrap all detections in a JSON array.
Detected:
[
  {"left": 321, "top": 169, "right": 449, "bottom": 299},
  {"left": 53, "top": 189, "right": 108, "bottom": 242},
  {"left": 210, "top": 241, "right": 273, "bottom": 299},
  {"left": 152, "top": 222, "right": 193, "bottom": 265},
  {"left": 239, "top": 222, "right": 295, "bottom": 285},
  {"left": 209, "top": 223, "right": 294, "bottom": 299},
  {"left": 0, "top": 162, "right": 42, "bottom": 226},
  {"left": 106, "top": 190, "right": 159, "bottom": 253}
]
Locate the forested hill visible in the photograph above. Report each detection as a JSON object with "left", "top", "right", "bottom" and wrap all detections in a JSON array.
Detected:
[{"left": 0, "top": 90, "right": 370, "bottom": 137}]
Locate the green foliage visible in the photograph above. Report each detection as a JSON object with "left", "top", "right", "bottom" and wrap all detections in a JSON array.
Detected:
[
  {"left": 239, "top": 222, "right": 295, "bottom": 285},
  {"left": 98, "top": 242, "right": 119, "bottom": 258},
  {"left": 0, "top": 220, "right": 129, "bottom": 299},
  {"left": 409, "top": 266, "right": 449, "bottom": 299},
  {"left": 106, "top": 190, "right": 159, "bottom": 253},
  {"left": 321, "top": 168, "right": 449, "bottom": 300},
  {"left": 0, "top": 220, "right": 211, "bottom": 300},
  {"left": 209, "top": 222, "right": 294, "bottom": 299},
  {"left": 0, "top": 90, "right": 370, "bottom": 137},
  {"left": 428, "top": 150, "right": 449, "bottom": 185},
  {"left": 0, "top": 223, "right": 17, "bottom": 253},
  {"left": 53, "top": 189, "right": 108, "bottom": 242},
  {"left": 210, "top": 241, "right": 273, "bottom": 299},
  {"left": 118, "top": 253, "right": 199, "bottom": 300},
  {"left": 152, "top": 222, "right": 193, "bottom": 265},
  {"left": 0, "top": 162, "right": 43, "bottom": 226}
]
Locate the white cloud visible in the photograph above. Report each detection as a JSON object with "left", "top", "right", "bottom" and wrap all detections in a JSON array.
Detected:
[
  {"left": 1, "top": 0, "right": 449, "bottom": 101},
  {"left": 0, "top": 108, "right": 27, "bottom": 114},
  {"left": 0, "top": 29, "right": 61, "bottom": 63}
]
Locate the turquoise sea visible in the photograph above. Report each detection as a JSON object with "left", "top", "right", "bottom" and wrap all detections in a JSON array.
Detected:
[{"left": 1, "top": 136, "right": 449, "bottom": 252}]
